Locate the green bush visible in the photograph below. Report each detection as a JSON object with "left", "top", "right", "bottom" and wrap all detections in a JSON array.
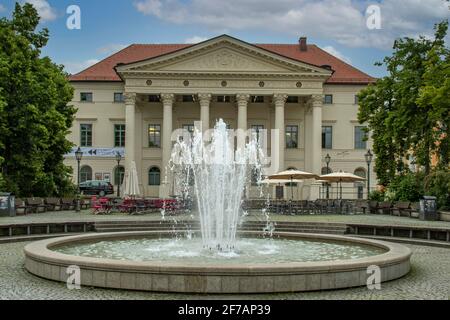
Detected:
[
  {"left": 386, "top": 172, "right": 424, "bottom": 203},
  {"left": 369, "top": 190, "right": 385, "bottom": 202},
  {"left": 424, "top": 170, "right": 450, "bottom": 210}
]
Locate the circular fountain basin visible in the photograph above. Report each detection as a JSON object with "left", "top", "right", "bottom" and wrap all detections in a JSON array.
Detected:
[{"left": 24, "top": 231, "right": 412, "bottom": 293}]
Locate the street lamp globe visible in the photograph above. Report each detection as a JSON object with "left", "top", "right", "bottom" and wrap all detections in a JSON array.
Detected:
[
  {"left": 75, "top": 147, "right": 83, "bottom": 162},
  {"left": 365, "top": 150, "right": 373, "bottom": 165}
]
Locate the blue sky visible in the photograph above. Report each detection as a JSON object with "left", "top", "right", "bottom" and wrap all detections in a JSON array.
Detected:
[{"left": 1, "top": 0, "right": 449, "bottom": 78}]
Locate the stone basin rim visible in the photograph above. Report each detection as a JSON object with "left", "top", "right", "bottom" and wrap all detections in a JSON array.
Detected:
[{"left": 24, "top": 231, "right": 412, "bottom": 274}]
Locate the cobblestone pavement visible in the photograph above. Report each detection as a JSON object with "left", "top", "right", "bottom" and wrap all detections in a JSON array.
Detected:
[
  {"left": 2, "top": 210, "right": 450, "bottom": 229},
  {"left": 0, "top": 242, "right": 449, "bottom": 300}
]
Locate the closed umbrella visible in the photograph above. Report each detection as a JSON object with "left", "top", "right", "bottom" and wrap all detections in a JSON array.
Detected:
[
  {"left": 124, "top": 161, "right": 141, "bottom": 198},
  {"left": 319, "top": 171, "right": 365, "bottom": 200},
  {"left": 269, "top": 170, "right": 318, "bottom": 200}
]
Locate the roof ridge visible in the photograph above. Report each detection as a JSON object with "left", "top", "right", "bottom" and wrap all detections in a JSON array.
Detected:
[{"left": 312, "top": 45, "right": 375, "bottom": 80}]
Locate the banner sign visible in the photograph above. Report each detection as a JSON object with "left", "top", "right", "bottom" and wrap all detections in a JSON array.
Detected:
[{"left": 65, "top": 147, "right": 125, "bottom": 158}]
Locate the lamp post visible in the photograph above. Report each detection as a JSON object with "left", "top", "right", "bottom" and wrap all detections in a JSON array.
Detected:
[
  {"left": 115, "top": 152, "right": 122, "bottom": 198},
  {"left": 325, "top": 153, "right": 331, "bottom": 199},
  {"left": 365, "top": 150, "right": 373, "bottom": 200},
  {"left": 75, "top": 147, "right": 83, "bottom": 212}
]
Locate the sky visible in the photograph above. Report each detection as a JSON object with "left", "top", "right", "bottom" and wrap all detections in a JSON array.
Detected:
[{"left": 0, "top": 0, "right": 449, "bottom": 78}]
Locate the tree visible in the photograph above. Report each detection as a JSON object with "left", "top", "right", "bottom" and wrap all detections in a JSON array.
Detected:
[
  {"left": 0, "top": 3, "right": 76, "bottom": 197},
  {"left": 358, "top": 21, "right": 449, "bottom": 186}
]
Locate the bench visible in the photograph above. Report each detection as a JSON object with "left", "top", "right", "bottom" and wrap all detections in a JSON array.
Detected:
[
  {"left": 61, "top": 198, "right": 75, "bottom": 210},
  {"left": 15, "top": 199, "right": 31, "bottom": 215},
  {"left": 378, "top": 202, "right": 393, "bottom": 215},
  {"left": 80, "top": 199, "right": 91, "bottom": 210},
  {"left": 45, "top": 198, "right": 62, "bottom": 212},
  {"left": 393, "top": 202, "right": 412, "bottom": 217},
  {"left": 369, "top": 201, "right": 379, "bottom": 214},
  {"left": 26, "top": 198, "right": 47, "bottom": 213},
  {"left": 354, "top": 200, "right": 369, "bottom": 214}
]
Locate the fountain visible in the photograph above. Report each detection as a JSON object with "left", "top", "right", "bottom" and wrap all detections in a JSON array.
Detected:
[
  {"left": 23, "top": 120, "right": 412, "bottom": 293},
  {"left": 169, "top": 119, "right": 263, "bottom": 251}
]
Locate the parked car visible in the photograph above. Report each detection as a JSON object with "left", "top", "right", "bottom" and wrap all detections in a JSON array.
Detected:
[{"left": 79, "top": 180, "right": 114, "bottom": 197}]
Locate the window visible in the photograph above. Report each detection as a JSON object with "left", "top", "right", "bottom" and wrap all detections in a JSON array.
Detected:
[
  {"left": 217, "top": 96, "right": 231, "bottom": 103},
  {"left": 251, "top": 125, "right": 265, "bottom": 144},
  {"left": 114, "top": 166, "right": 125, "bottom": 186},
  {"left": 80, "top": 92, "right": 93, "bottom": 102},
  {"left": 80, "top": 166, "right": 92, "bottom": 183},
  {"left": 148, "top": 95, "right": 161, "bottom": 103},
  {"left": 148, "top": 125, "right": 161, "bottom": 148},
  {"left": 354, "top": 168, "right": 366, "bottom": 200},
  {"left": 183, "top": 124, "right": 195, "bottom": 135},
  {"left": 251, "top": 96, "right": 265, "bottom": 103},
  {"left": 286, "top": 125, "right": 299, "bottom": 149},
  {"left": 251, "top": 167, "right": 261, "bottom": 186},
  {"left": 114, "top": 124, "right": 126, "bottom": 147},
  {"left": 354, "top": 126, "right": 367, "bottom": 149},
  {"left": 322, "top": 126, "right": 333, "bottom": 149},
  {"left": 182, "top": 95, "right": 195, "bottom": 102},
  {"left": 324, "top": 94, "right": 333, "bottom": 105},
  {"left": 286, "top": 96, "right": 299, "bottom": 104},
  {"left": 80, "top": 124, "right": 92, "bottom": 147},
  {"left": 114, "top": 93, "right": 124, "bottom": 103},
  {"left": 148, "top": 167, "right": 161, "bottom": 186}
]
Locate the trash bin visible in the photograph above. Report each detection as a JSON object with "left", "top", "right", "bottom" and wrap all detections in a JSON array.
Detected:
[
  {"left": 0, "top": 193, "right": 16, "bottom": 217},
  {"left": 419, "top": 196, "right": 438, "bottom": 221}
]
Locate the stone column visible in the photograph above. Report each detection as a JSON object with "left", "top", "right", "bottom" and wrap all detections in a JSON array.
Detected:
[
  {"left": 160, "top": 93, "right": 175, "bottom": 198},
  {"left": 198, "top": 93, "right": 212, "bottom": 132},
  {"left": 124, "top": 92, "right": 137, "bottom": 175},
  {"left": 236, "top": 94, "right": 250, "bottom": 151},
  {"left": 310, "top": 94, "right": 323, "bottom": 200},
  {"left": 274, "top": 94, "right": 288, "bottom": 173}
]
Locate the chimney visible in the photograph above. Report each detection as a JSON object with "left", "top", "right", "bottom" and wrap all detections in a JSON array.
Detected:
[{"left": 299, "top": 37, "right": 307, "bottom": 52}]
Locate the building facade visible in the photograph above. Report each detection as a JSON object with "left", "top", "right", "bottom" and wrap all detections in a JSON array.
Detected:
[{"left": 66, "top": 35, "right": 376, "bottom": 199}]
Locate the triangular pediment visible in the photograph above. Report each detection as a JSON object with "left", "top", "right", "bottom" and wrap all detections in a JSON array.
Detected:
[{"left": 116, "top": 35, "right": 332, "bottom": 76}]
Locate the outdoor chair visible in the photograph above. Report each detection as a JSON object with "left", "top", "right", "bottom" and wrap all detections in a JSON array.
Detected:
[
  {"left": 392, "top": 202, "right": 412, "bottom": 217},
  {"left": 26, "top": 198, "right": 47, "bottom": 213}
]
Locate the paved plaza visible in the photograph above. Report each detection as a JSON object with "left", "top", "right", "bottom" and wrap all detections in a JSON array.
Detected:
[
  {"left": 0, "top": 241, "right": 448, "bottom": 300},
  {"left": 1, "top": 212, "right": 449, "bottom": 300}
]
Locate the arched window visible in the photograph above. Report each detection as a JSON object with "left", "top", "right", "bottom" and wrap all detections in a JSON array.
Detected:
[
  {"left": 114, "top": 166, "right": 125, "bottom": 186},
  {"left": 354, "top": 168, "right": 366, "bottom": 179},
  {"left": 148, "top": 167, "right": 161, "bottom": 186},
  {"left": 321, "top": 167, "right": 333, "bottom": 175},
  {"left": 80, "top": 166, "right": 92, "bottom": 183}
]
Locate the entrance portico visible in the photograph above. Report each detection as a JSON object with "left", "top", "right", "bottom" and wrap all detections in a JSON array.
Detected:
[{"left": 115, "top": 35, "right": 332, "bottom": 199}]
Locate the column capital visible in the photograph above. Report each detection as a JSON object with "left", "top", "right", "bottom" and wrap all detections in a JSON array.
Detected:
[
  {"left": 310, "top": 94, "right": 324, "bottom": 107},
  {"left": 161, "top": 93, "right": 175, "bottom": 104},
  {"left": 198, "top": 93, "right": 212, "bottom": 103},
  {"left": 236, "top": 94, "right": 250, "bottom": 104},
  {"left": 124, "top": 92, "right": 137, "bottom": 105},
  {"left": 273, "top": 94, "right": 288, "bottom": 105}
]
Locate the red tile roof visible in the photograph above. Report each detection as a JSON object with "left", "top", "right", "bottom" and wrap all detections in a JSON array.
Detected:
[{"left": 69, "top": 43, "right": 375, "bottom": 84}]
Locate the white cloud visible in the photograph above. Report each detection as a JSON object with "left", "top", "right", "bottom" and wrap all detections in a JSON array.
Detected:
[
  {"left": 97, "top": 44, "right": 127, "bottom": 55},
  {"left": 321, "top": 46, "right": 352, "bottom": 64},
  {"left": 25, "top": 0, "right": 57, "bottom": 22},
  {"left": 134, "top": 0, "right": 450, "bottom": 49},
  {"left": 184, "top": 36, "right": 209, "bottom": 44},
  {"left": 63, "top": 59, "right": 100, "bottom": 75}
]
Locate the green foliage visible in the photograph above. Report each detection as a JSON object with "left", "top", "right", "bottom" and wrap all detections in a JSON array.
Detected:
[
  {"left": 369, "top": 190, "right": 385, "bottom": 202},
  {"left": 0, "top": 3, "right": 76, "bottom": 197},
  {"left": 358, "top": 21, "right": 450, "bottom": 185},
  {"left": 424, "top": 170, "right": 450, "bottom": 210},
  {"left": 386, "top": 173, "right": 424, "bottom": 203}
]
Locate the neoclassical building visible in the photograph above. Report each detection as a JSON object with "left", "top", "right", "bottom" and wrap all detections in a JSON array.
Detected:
[{"left": 66, "top": 35, "right": 376, "bottom": 199}]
